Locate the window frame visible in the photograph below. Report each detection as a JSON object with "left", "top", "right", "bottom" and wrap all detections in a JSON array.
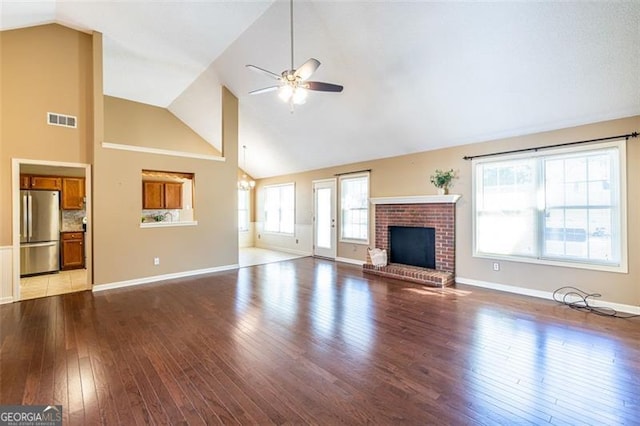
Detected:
[
  {"left": 262, "top": 182, "right": 295, "bottom": 235},
  {"left": 339, "top": 172, "right": 370, "bottom": 245},
  {"left": 472, "top": 139, "right": 627, "bottom": 273}
]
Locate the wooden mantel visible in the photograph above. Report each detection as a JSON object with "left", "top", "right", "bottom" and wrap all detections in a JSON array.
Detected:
[{"left": 369, "top": 194, "right": 461, "bottom": 205}]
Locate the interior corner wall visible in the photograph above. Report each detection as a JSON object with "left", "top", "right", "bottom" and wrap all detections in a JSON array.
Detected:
[
  {"left": 93, "top": 90, "right": 238, "bottom": 285},
  {"left": 0, "top": 24, "right": 94, "bottom": 246},
  {"left": 255, "top": 115, "right": 640, "bottom": 307}
]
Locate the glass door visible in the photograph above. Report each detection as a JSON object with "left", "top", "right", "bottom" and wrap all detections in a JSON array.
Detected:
[{"left": 313, "top": 179, "right": 337, "bottom": 259}]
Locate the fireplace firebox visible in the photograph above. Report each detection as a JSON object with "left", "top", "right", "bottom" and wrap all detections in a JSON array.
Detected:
[{"left": 389, "top": 226, "right": 435, "bottom": 269}]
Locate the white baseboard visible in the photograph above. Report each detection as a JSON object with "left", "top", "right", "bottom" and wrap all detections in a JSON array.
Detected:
[
  {"left": 335, "top": 257, "right": 365, "bottom": 266},
  {"left": 456, "top": 276, "right": 640, "bottom": 315},
  {"left": 0, "top": 296, "right": 14, "bottom": 305},
  {"left": 93, "top": 264, "right": 238, "bottom": 293}
]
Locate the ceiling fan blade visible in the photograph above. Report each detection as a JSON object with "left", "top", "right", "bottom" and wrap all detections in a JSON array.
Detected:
[
  {"left": 249, "top": 86, "right": 280, "bottom": 95},
  {"left": 305, "top": 81, "right": 343, "bottom": 93},
  {"left": 246, "top": 64, "right": 282, "bottom": 80},
  {"left": 294, "top": 58, "right": 320, "bottom": 80}
]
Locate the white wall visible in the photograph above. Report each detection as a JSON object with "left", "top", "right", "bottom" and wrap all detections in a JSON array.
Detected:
[
  {"left": 254, "top": 223, "right": 312, "bottom": 256},
  {"left": 0, "top": 246, "right": 14, "bottom": 304},
  {"left": 239, "top": 222, "right": 255, "bottom": 248}
]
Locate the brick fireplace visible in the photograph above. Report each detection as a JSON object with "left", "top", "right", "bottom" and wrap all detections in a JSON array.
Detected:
[{"left": 363, "top": 195, "right": 460, "bottom": 287}]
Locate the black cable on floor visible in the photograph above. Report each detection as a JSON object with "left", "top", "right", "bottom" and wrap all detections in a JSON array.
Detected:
[{"left": 552, "top": 286, "right": 640, "bottom": 319}]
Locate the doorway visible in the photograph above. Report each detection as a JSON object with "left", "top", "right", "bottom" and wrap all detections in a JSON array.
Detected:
[
  {"left": 313, "top": 179, "right": 337, "bottom": 259},
  {"left": 12, "top": 159, "right": 92, "bottom": 301}
]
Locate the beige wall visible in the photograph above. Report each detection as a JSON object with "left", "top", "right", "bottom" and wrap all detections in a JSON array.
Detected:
[
  {"left": 94, "top": 91, "right": 238, "bottom": 285},
  {"left": 256, "top": 116, "right": 640, "bottom": 306},
  {"left": 1, "top": 23, "right": 239, "bottom": 291},
  {"left": 0, "top": 24, "right": 95, "bottom": 245},
  {"left": 104, "top": 96, "right": 220, "bottom": 155}
]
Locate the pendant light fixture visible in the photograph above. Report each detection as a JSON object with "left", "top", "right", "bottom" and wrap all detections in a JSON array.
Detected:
[{"left": 238, "top": 145, "right": 255, "bottom": 190}]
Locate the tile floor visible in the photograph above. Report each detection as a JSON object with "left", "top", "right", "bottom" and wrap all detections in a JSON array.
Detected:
[
  {"left": 239, "top": 247, "right": 306, "bottom": 267},
  {"left": 20, "top": 269, "right": 89, "bottom": 300}
]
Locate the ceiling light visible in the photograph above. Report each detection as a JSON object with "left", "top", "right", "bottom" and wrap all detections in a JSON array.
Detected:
[
  {"left": 278, "top": 84, "right": 293, "bottom": 102},
  {"left": 238, "top": 145, "right": 255, "bottom": 191},
  {"left": 292, "top": 87, "right": 307, "bottom": 104}
]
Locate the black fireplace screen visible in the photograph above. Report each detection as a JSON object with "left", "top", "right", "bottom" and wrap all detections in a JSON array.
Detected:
[{"left": 389, "top": 226, "right": 436, "bottom": 269}]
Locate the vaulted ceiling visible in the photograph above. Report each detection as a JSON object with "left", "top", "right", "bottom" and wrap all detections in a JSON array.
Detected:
[{"left": 2, "top": 1, "right": 639, "bottom": 178}]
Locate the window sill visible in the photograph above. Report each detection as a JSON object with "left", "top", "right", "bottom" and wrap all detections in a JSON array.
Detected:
[
  {"left": 340, "top": 239, "right": 369, "bottom": 245},
  {"left": 141, "top": 221, "right": 198, "bottom": 229}
]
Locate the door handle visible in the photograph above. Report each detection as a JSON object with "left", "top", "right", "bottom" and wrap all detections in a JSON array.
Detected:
[
  {"left": 28, "top": 195, "right": 33, "bottom": 238},
  {"left": 22, "top": 195, "right": 28, "bottom": 238},
  {"left": 24, "top": 242, "right": 57, "bottom": 248}
]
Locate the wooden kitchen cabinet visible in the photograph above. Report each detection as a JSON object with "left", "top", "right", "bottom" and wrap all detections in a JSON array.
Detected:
[
  {"left": 143, "top": 181, "right": 182, "bottom": 209},
  {"left": 27, "top": 175, "right": 62, "bottom": 190},
  {"left": 61, "top": 177, "right": 85, "bottom": 210},
  {"left": 61, "top": 232, "right": 84, "bottom": 270},
  {"left": 20, "top": 175, "right": 30, "bottom": 189},
  {"left": 164, "top": 182, "right": 183, "bottom": 209},
  {"left": 143, "top": 181, "right": 165, "bottom": 209}
]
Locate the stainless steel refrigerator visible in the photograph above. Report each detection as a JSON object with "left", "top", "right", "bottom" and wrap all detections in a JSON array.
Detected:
[{"left": 20, "top": 190, "right": 60, "bottom": 276}]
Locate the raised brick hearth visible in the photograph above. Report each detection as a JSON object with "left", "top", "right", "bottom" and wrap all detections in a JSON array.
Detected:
[{"left": 363, "top": 195, "right": 460, "bottom": 287}]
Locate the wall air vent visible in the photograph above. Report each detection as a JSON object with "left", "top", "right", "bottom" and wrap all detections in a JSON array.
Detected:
[{"left": 47, "top": 112, "right": 77, "bottom": 128}]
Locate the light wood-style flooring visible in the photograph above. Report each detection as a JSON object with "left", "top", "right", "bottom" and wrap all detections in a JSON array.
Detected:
[{"left": 1, "top": 257, "right": 639, "bottom": 424}]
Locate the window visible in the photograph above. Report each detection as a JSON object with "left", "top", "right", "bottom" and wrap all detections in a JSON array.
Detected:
[
  {"left": 238, "top": 189, "right": 249, "bottom": 232},
  {"left": 473, "top": 140, "right": 626, "bottom": 272},
  {"left": 264, "top": 183, "right": 295, "bottom": 234},
  {"left": 340, "top": 174, "right": 369, "bottom": 243}
]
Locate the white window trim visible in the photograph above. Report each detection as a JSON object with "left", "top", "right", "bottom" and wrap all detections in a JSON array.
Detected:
[
  {"left": 339, "top": 172, "right": 370, "bottom": 245},
  {"left": 263, "top": 182, "right": 296, "bottom": 236},
  {"left": 472, "top": 139, "right": 628, "bottom": 273}
]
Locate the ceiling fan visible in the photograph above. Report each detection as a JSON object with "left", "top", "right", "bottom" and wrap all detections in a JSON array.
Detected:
[{"left": 246, "top": 0, "right": 343, "bottom": 110}]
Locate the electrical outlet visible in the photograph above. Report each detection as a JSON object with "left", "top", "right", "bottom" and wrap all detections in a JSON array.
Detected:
[
  {"left": 154, "top": 257, "right": 160, "bottom": 266},
  {"left": 492, "top": 262, "right": 500, "bottom": 271}
]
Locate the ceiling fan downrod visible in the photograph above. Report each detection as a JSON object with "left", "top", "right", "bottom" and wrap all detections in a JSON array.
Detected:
[{"left": 289, "top": 0, "right": 294, "bottom": 71}]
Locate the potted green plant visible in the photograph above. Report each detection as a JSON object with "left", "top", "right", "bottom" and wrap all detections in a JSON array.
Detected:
[{"left": 430, "top": 169, "right": 456, "bottom": 195}]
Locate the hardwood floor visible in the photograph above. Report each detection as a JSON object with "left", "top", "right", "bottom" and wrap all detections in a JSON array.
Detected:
[{"left": 1, "top": 257, "right": 639, "bottom": 425}]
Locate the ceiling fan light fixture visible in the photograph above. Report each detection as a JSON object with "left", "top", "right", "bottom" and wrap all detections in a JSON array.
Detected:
[
  {"left": 292, "top": 87, "right": 308, "bottom": 104},
  {"left": 278, "top": 84, "right": 308, "bottom": 105},
  {"left": 278, "top": 84, "right": 294, "bottom": 102}
]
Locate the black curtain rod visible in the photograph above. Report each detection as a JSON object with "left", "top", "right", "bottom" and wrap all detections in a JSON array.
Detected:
[
  {"left": 463, "top": 131, "right": 638, "bottom": 161},
  {"left": 334, "top": 169, "right": 372, "bottom": 177}
]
